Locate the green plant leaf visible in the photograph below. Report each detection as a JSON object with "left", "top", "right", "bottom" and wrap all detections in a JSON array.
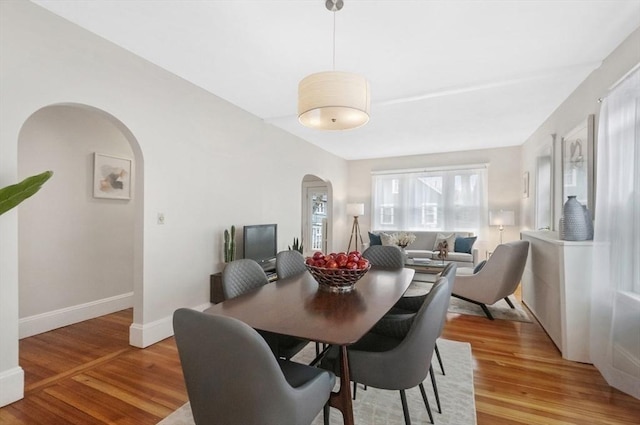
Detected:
[{"left": 0, "top": 171, "right": 53, "bottom": 216}]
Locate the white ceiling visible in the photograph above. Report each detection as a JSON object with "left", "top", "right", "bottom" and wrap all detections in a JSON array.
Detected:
[{"left": 31, "top": 0, "right": 640, "bottom": 160}]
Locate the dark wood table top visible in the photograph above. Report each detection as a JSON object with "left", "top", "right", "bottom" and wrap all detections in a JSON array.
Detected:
[{"left": 204, "top": 267, "right": 415, "bottom": 346}]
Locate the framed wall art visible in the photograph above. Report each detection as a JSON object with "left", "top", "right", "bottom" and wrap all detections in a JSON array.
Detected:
[
  {"left": 562, "top": 115, "right": 594, "bottom": 213},
  {"left": 93, "top": 153, "right": 132, "bottom": 199}
]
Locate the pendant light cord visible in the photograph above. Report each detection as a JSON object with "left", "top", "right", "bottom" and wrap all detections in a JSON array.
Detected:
[{"left": 332, "top": 10, "right": 336, "bottom": 71}]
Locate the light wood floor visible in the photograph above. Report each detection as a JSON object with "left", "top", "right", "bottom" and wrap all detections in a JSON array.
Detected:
[{"left": 1, "top": 304, "right": 639, "bottom": 424}]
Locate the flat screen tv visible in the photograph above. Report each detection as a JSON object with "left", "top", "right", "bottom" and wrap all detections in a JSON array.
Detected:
[{"left": 243, "top": 224, "right": 277, "bottom": 268}]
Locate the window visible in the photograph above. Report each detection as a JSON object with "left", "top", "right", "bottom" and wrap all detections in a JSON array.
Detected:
[{"left": 372, "top": 166, "right": 488, "bottom": 232}]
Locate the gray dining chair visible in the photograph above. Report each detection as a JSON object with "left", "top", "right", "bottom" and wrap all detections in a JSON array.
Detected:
[
  {"left": 221, "top": 259, "right": 269, "bottom": 299},
  {"left": 362, "top": 245, "right": 405, "bottom": 269},
  {"left": 276, "top": 250, "right": 308, "bottom": 278},
  {"left": 222, "top": 259, "right": 309, "bottom": 360},
  {"left": 452, "top": 240, "right": 529, "bottom": 320},
  {"left": 321, "top": 277, "right": 451, "bottom": 425},
  {"left": 369, "top": 263, "right": 456, "bottom": 414},
  {"left": 173, "top": 308, "right": 335, "bottom": 425},
  {"left": 275, "top": 250, "right": 323, "bottom": 356}
]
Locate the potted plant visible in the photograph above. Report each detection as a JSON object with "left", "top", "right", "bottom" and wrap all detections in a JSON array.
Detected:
[
  {"left": 223, "top": 225, "right": 236, "bottom": 263},
  {"left": 288, "top": 237, "right": 303, "bottom": 254},
  {"left": 0, "top": 171, "right": 53, "bottom": 216}
]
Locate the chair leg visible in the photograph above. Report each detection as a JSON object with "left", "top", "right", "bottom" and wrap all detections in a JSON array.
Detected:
[
  {"left": 399, "top": 389, "right": 412, "bottom": 425},
  {"left": 452, "top": 294, "right": 495, "bottom": 320},
  {"left": 480, "top": 303, "right": 495, "bottom": 320},
  {"left": 419, "top": 383, "right": 434, "bottom": 424},
  {"left": 352, "top": 381, "right": 357, "bottom": 400},
  {"left": 504, "top": 296, "right": 515, "bottom": 309},
  {"left": 434, "top": 343, "right": 445, "bottom": 375},
  {"left": 429, "top": 364, "right": 441, "bottom": 413},
  {"left": 323, "top": 403, "right": 330, "bottom": 425},
  {"left": 315, "top": 342, "right": 320, "bottom": 357}
]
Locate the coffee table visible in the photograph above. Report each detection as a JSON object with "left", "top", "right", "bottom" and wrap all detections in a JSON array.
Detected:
[{"left": 404, "top": 258, "right": 450, "bottom": 283}]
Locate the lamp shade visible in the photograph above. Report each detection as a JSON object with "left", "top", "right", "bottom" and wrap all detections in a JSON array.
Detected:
[
  {"left": 489, "top": 210, "right": 515, "bottom": 226},
  {"left": 298, "top": 71, "right": 370, "bottom": 130},
  {"left": 346, "top": 203, "right": 365, "bottom": 217}
]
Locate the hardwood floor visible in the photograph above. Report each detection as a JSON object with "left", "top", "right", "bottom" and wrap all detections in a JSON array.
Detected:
[{"left": 1, "top": 305, "right": 639, "bottom": 424}]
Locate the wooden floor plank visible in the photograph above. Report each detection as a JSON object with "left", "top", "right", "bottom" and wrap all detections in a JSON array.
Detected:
[{"left": 1, "top": 301, "right": 639, "bottom": 424}]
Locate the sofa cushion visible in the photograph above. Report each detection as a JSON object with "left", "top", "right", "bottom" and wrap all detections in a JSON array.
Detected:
[
  {"left": 454, "top": 236, "right": 477, "bottom": 254},
  {"left": 433, "top": 233, "right": 456, "bottom": 252},
  {"left": 379, "top": 232, "right": 395, "bottom": 246},
  {"left": 368, "top": 231, "right": 382, "bottom": 246}
]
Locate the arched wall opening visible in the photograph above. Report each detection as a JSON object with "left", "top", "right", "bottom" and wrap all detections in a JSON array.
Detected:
[
  {"left": 301, "top": 174, "right": 334, "bottom": 255},
  {"left": 17, "top": 103, "right": 144, "bottom": 338}
]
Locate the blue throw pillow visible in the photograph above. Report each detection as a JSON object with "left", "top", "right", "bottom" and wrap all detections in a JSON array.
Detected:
[
  {"left": 454, "top": 236, "right": 477, "bottom": 254},
  {"left": 368, "top": 232, "right": 382, "bottom": 246}
]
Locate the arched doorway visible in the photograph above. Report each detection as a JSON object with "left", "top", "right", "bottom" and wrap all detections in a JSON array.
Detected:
[
  {"left": 301, "top": 175, "right": 333, "bottom": 255},
  {"left": 17, "top": 103, "right": 143, "bottom": 338}
]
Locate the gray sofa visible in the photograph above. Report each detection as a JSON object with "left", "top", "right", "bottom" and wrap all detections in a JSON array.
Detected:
[{"left": 370, "top": 230, "right": 478, "bottom": 267}]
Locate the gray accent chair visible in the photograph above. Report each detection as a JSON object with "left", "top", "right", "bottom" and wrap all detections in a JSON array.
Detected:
[
  {"left": 321, "top": 277, "right": 451, "bottom": 425},
  {"left": 362, "top": 245, "right": 405, "bottom": 269},
  {"left": 173, "top": 309, "right": 335, "bottom": 425},
  {"left": 452, "top": 240, "right": 529, "bottom": 320},
  {"left": 276, "top": 250, "right": 308, "bottom": 279},
  {"left": 221, "top": 259, "right": 309, "bottom": 359}
]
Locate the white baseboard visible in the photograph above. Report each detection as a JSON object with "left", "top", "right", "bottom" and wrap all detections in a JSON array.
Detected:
[
  {"left": 19, "top": 292, "right": 134, "bottom": 339},
  {"left": 129, "top": 302, "right": 211, "bottom": 348},
  {"left": 0, "top": 366, "right": 24, "bottom": 407}
]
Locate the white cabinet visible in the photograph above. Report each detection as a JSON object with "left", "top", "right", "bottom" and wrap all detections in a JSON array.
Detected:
[{"left": 520, "top": 230, "right": 594, "bottom": 363}]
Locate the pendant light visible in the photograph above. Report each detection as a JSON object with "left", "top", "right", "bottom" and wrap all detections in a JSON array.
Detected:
[{"left": 298, "top": 0, "right": 370, "bottom": 130}]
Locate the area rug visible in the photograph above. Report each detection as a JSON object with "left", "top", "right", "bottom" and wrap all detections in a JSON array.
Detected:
[
  {"left": 406, "top": 280, "right": 532, "bottom": 323},
  {"left": 157, "top": 339, "right": 476, "bottom": 425},
  {"left": 448, "top": 295, "right": 532, "bottom": 323}
]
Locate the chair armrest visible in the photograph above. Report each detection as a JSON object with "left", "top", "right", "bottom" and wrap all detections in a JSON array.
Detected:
[{"left": 472, "top": 248, "right": 479, "bottom": 266}]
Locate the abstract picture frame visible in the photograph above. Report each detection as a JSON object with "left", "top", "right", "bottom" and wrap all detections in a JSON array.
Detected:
[
  {"left": 93, "top": 153, "right": 132, "bottom": 199},
  {"left": 562, "top": 115, "right": 594, "bottom": 213},
  {"left": 523, "top": 171, "right": 529, "bottom": 198}
]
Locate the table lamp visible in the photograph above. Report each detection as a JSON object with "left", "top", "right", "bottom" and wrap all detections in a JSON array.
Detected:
[
  {"left": 346, "top": 203, "right": 365, "bottom": 253},
  {"left": 490, "top": 210, "right": 515, "bottom": 244}
]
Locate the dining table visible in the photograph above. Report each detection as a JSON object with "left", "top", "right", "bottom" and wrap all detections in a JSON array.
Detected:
[{"left": 204, "top": 266, "right": 415, "bottom": 425}]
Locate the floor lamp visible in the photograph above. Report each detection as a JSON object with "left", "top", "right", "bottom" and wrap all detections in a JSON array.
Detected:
[
  {"left": 490, "top": 210, "right": 515, "bottom": 245},
  {"left": 346, "top": 203, "right": 364, "bottom": 253}
]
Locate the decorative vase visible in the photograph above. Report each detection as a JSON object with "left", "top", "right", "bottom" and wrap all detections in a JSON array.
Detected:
[{"left": 561, "top": 196, "right": 588, "bottom": 241}]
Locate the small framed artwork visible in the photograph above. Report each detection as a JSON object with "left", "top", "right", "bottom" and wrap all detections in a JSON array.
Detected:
[
  {"left": 93, "top": 153, "right": 132, "bottom": 199},
  {"left": 523, "top": 171, "right": 529, "bottom": 198}
]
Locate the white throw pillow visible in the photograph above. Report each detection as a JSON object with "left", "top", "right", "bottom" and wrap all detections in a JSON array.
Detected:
[
  {"left": 380, "top": 232, "right": 395, "bottom": 246},
  {"left": 433, "top": 233, "right": 456, "bottom": 252}
]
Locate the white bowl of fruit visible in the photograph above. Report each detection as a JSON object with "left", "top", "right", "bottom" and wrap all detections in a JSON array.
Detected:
[{"left": 305, "top": 251, "right": 371, "bottom": 293}]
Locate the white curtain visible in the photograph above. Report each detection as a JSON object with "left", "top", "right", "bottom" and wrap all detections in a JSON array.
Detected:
[
  {"left": 590, "top": 67, "right": 640, "bottom": 399},
  {"left": 371, "top": 166, "right": 488, "bottom": 238}
]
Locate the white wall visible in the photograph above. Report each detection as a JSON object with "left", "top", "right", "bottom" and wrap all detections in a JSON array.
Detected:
[
  {"left": 521, "top": 27, "right": 640, "bottom": 229},
  {"left": 18, "top": 105, "right": 135, "bottom": 335},
  {"left": 0, "top": 0, "right": 348, "bottom": 406},
  {"left": 519, "top": 26, "right": 640, "bottom": 400},
  {"left": 347, "top": 146, "right": 522, "bottom": 259}
]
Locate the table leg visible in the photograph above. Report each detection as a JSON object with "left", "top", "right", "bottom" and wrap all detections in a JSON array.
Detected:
[{"left": 329, "top": 345, "right": 354, "bottom": 425}]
